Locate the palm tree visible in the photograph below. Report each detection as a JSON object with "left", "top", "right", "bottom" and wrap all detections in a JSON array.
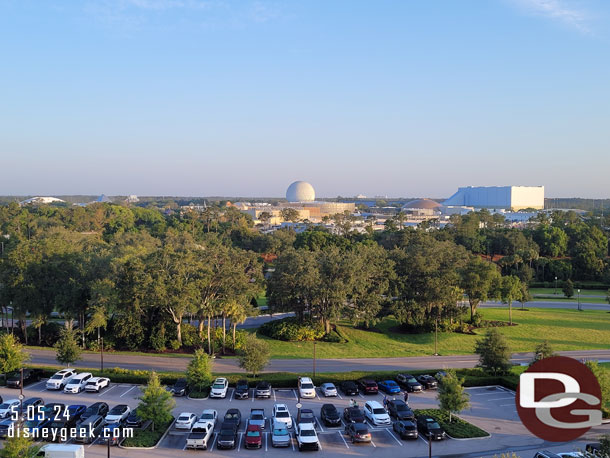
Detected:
[
  {"left": 31, "top": 314, "right": 47, "bottom": 345},
  {"left": 226, "top": 302, "right": 249, "bottom": 351}
]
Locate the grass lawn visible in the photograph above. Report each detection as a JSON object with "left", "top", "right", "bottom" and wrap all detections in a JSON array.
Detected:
[
  {"left": 529, "top": 288, "right": 608, "bottom": 296},
  {"left": 258, "top": 308, "right": 610, "bottom": 359},
  {"left": 531, "top": 296, "right": 609, "bottom": 304}
]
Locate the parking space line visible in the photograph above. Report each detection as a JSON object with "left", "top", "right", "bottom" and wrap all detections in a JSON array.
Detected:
[
  {"left": 370, "top": 439, "right": 376, "bottom": 448},
  {"left": 338, "top": 431, "right": 350, "bottom": 448},
  {"left": 274, "top": 390, "right": 277, "bottom": 402},
  {"left": 100, "top": 385, "right": 117, "bottom": 397},
  {"left": 385, "top": 428, "right": 402, "bottom": 446},
  {"left": 291, "top": 436, "right": 295, "bottom": 451},
  {"left": 292, "top": 389, "right": 298, "bottom": 401},
  {"left": 230, "top": 388, "right": 234, "bottom": 402},
  {"left": 238, "top": 432, "right": 243, "bottom": 451},
  {"left": 252, "top": 390, "right": 255, "bottom": 402},
  {"left": 120, "top": 386, "right": 136, "bottom": 398},
  {"left": 419, "top": 435, "right": 428, "bottom": 446},
  {"left": 488, "top": 397, "right": 514, "bottom": 401},
  {"left": 316, "top": 418, "right": 325, "bottom": 433},
  {"left": 337, "top": 392, "right": 343, "bottom": 400},
  {"left": 265, "top": 432, "right": 268, "bottom": 451},
  {"left": 28, "top": 381, "right": 45, "bottom": 390},
  {"left": 500, "top": 403, "right": 515, "bottom": 407}
]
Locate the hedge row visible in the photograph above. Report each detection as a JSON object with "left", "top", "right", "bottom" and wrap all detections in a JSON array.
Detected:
[{"left": 413, "top": 408, "right": 489, "bottom": 438}]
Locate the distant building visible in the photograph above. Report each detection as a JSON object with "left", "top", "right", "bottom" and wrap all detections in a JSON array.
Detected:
[
  {"left": 126, "top": 195, "right": 139, "bottom": 203},
  {"left": 19, "top": 196, "right": 65, "bottom": 206},
  {"left": 443, "top": 186, "right": 544, "bottom": 210}
]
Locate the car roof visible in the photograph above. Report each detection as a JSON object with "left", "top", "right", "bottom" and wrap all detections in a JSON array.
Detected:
[
  {"left": 299, "top": 377, "right": 313, "bottom": 382},
  {"left": 179, "top": 412, "right": 196, "bottom": 416},
  {"left": 365, "top": 400, "right": 383, "bottom": 408},
  {"left": 299, "top": 408, "right": 313, "bottom": 414},
  {"left": 274, "top": 404, "right": 288, "bottom": 410},
  {"left": 201, "top": 409, "right": 216, "bottom": 414},
  {"left": 299, "top": 422, "right": 316, "bottom": 430},
  {"left": 214, "top": 377, "right": 227, "bottom": 382}
]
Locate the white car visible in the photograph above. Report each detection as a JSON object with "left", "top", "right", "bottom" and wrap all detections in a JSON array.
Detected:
[
  {"left": 298, "top": 377, "right": 316, "bottom": 399},
  {"left": 272, "top": 404, "right": 293, "bottom": 429},
  {"left": 46, "top": 369, "right": 77, "bottom": 390},
  {"left": 175, "top": 412, "right": 198, "bottom": 430},
  {"left": 199, "top": 409, "right": 218, "bottom": 428},
  {"left": 320, "top": 383, "right": 337, "bottom": 397},
  {"left": 364, "top": 401, "right": 391, "bottom": 426},
  {"left": 295, "top": 422, "right": 319, "bottom": 451},
  {"left": 0, "top": 400, "right": 20, "bottom": 419},
  {"left": 85, "top": 377, "right": 110, "bottom": 393},
  {"left": 209, "top": 377, "right": 229, "bottom": 398},
  {"left": 64, "top": 372, "right": 93, "bottom": 393},
  {"left": 104, "top": 404, "right": 130, "bottom": 424}
]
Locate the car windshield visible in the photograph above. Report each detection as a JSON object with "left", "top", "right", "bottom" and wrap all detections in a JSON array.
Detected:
[
  {"left": 373, "top": 408, "right": 386, "bottom": 415},
  {"left": 86, "top": 381, "right": 96, "bottom": 385},
  {"left": 251, "top": 414, "right": 263, "bottom": 420},
  {"left": 246, "top": 430, "right": 260, "bottom": 437},
  {"left": 257, "top": 385, "right": 269, "bottom": 390},
  {"left": 178, "top": 416, "right": 191, "bottom": 421},
  {"left": 220, "top": 432, "right": 234, "bottom": 439},
  {"left": 0, "top": 404, "right": 11, "bottom": 409},
  {"left": 276, "top": 411, "right": 289, "bottom": 418},
  {"left": 300, "top": 412, "right": 313, "bottom": 419},
  {"left": 300, "top": 429, "right": 316, "bottom": 437},
  {"left": 355, "top": 425, "right": 368, "bottom": 433},
  {"left": 212, "top": 384, "right": 224, "bottom": 389},
  {"left": 50, "top": 374, "right": 63, "bottom": 380},
  {"left": 396, "top": 405, "right": 408, "bottom": 411},
  {"left": 237, "top": 384, "right": 247, "bottom": 390},
  {"left": 201, "top": 413, "right": 213, "bottom": 419},
  {"left": 428, "top": 422, "right": 441, "bottom": 429},
  {"left": 366, "top": 382, "right": 376, "bottom": 387},
  {"left": 408, "top": 377, "right": 417, "bottom": 383},
  {"left": 110, "top": 407, "right": 125, "bottom": 414},
  {"left": 301, "top": 383, "right": 314, "bottom": 389},
  {"left": 273, "top": 428, "right": 288, "bottom": 436},
  {"left": 24, "top": 419, "right": 42, "bottom": 428}
]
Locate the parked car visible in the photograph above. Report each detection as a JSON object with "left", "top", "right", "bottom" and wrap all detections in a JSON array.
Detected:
[
  {"left": 100, "top": 422, "right": 123, "bottom": 445},
  {"left": 210, "top": 377, "right": 229, "bottom": 399},
  {"left": 396, "top": 374, "right": 423, "bottom": 393},
  {"left": 245, "top": 424, "right": 263, "bottom": 449},
  {"left": 6, "top": 368, "right": 43, "bottom": 388},
  {"left": 344, "top": 422, "right": 372, "bottom": 443},
  {"left": 387, "top": 400, "right": 414, "bottom": 421},
  {"left": 364, "top": 401, "right": 391, "bottom": 426},
  {"left": 343, "top": 407, "right": 365, "bottom": 424},
  {"left": 42, "top": 419, "right": 74, "bottom": 442},
  {"left": 125, "top": 409, "right": 143, "bottom": 428},
  {"left": 435, "top": 371, "right": 448, "bottom": 382},
  {"left": 271, "top": 421, "right": 291, "bottom": 447},
  {"left": 74, "top": 414, "right": 104, "bottom": 444},
  {"left": 216, "top": 422, "right": 238, "bottom": 449},
  {"left": 533, "top": 452, "right": 562, "bottom": 458},
  {"left": 186, "top": 420, "right": 214, "bottom": 449},
  {"left": 23, "top": 415, "right": 51, "bottom": 436},
  {"left": 175, "top": 412, "right": 198, "bottom": 430},
  {"left": 377, "top": 380, "right": 401, "bottom": 394},
  {"left": 272, "top": 404, "right": 292, "bottom": 429},
  {"left": 416, "top": 375, "right": 438, "bottom": 390},
  {"left": 320, "top": 403, "right": 341, "bottom": 427},
  {"left": 340, "top": 380, "right": 359, "bottom": 396},
  {"left": 80, "top": 402, "right": 109, "bottom": 423},
  {"left": 248, "top": 409, "right": 266, "bottom": 430},
  {"left": 0, "top": 400, "right": 20, "bottom": 419},
  {"left": 42, "top": 403, "right": 67, "bottom": 421},
  {"left": 85, "top": 377, "right": 110, "bottom": 393},
  {"left": 416, "top": 415, "right": 445, "bottom": 440},
  {"left": 104, "top": 404, "right": 130, "bottom": 424},
  {"left": 46, "top": 369, "right": 77, "bottom": 391},
  {"left": 0, "top": 418, "right": 16, "bottom": 439},
  {"left": 223, "top": 408, "right": 242, "bottom": 427},
  {"left": 320, "top": 383, "right": 338, "bottom": 397},
  {"left": 255, "top": 381, "right": 272, "bottom": 398},
  {"left": 235, "top": 379, "right": 249, "bottom": 399},
  {"left": 296, "top": 408, "right": 315, "bottom": 426},
  {"left": 298, "top": 377, "right": 316, "bottom": 398},
  {"left": 295, "top": 422, "right": 320, "bottom": 451},
  {"left": 170, "top": 378, "right": 189, "bottom": 397},
  {"left": 357, "top": 379, "right": 379, "bottom": 395},
  {"left": 67, "top": 405, "right": 87, "bottom": 423},
  {"left": 64, "top": 373, "right": 93, "bottom": 394},
  {"left": 22, "top": 397, "right": 44, "bottom": 412},
  {"left": 199, "top": 409, "right": 218, "bottom": 428},
  {"left": 393, "top": 420, "right": 418, "bottom": 440}
]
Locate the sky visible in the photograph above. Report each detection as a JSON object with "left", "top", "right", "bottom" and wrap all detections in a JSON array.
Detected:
[{"left": 1, "top": 0, "right": 610, "bottom": 199}]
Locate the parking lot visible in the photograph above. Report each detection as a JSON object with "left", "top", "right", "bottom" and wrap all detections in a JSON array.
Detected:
[{"left": 2, "top": 378, "right": 609, "bottom": 457}]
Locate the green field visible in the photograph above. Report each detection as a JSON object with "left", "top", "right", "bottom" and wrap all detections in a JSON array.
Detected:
[
  {"left": 258, "top": 308, "right": 610, "bottom": 359},
  {"left": 529, "top": 288, "right": 608, "bottom": 296},
  {"left": 529, "top": 287, "right": 609, "bottom": 304}
]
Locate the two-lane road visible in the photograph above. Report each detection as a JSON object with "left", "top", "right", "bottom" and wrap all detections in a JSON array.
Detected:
[{"left": 27, "top": 348, "right": 610, "bottom": 374}]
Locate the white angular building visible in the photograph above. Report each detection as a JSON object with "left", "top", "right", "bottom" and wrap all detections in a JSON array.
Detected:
[{"left": 443, "top": 186, "right": 544, "bottom": 210}]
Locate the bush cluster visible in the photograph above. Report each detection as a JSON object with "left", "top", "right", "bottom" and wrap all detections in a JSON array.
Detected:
[
  {"left": 413, "top": 408, "right": 489, "bottom": 438},
  {"left": 259, "top": 317, "right": 326, "bottom": 341}
]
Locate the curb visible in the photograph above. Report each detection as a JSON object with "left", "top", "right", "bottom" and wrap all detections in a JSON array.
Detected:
[
  {"left": 119, "top": 418, "right": 175, "bottom": 450},
  {"left": 187, "top": 394, "right": 209, "bottom": 401}
]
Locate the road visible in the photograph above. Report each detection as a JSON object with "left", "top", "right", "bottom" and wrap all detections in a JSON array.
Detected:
[{"left": 27, "top": 348, "right": 610, "bottom": 374}]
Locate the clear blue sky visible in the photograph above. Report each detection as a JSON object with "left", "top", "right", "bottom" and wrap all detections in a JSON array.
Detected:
[{"left": 1, "top": 0, "right": 609, "bottom": 198}]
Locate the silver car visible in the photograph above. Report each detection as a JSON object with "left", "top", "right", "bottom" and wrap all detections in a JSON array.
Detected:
[{"left": 271, "top": 421, "right": 291, "bottom": 448}]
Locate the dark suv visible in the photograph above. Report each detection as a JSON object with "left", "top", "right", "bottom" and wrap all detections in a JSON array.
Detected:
[
  {"left": 217, "top": 422, "right": 238, "bottom": 449},
  {"left": 6, "top": 369, "right": 43, "bottom": 388},
  {"left": 387, "top": 400, "right": 414, "bottom": 421},
  {"left": 416, "top": 415, "right": 445, "bottom": 440},
  {"left": 320, "top": 404, "right": 341, "bottom": 427},
  {"left": 339, "top": 381, "right": 359, "bottom": 396},
  {"left": 357, "top": 379, "right": 378, "bottom": 394},
  {"left": 235, "top": 380, "right": 249, "bottom": 400},
  {"left": 416, "top": 375, "right": 438, "bottom": 390}
]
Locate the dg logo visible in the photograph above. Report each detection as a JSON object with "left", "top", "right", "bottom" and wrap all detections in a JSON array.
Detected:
[{"left": 516, "top": 356, "right": 602, "bottom": 441}]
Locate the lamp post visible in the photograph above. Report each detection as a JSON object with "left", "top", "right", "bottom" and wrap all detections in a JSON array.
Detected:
[
  {"left": 554, "top": 277, "right": 558, "bottom": 295},
  {"left": 577, "top": 289, "right": 581, "bottom": 311},
  {"left": 434, "top": 319, "right": 439, "bottom": 356},
  {"left": 19, "top": 368, "right": 24, "bottom": 421},
  {"left": 313, "top": 341, "right": 317, "bottom": 378}
]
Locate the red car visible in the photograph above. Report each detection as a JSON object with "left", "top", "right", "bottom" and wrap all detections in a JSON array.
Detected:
[{"left": 245, "top": 424, "right": 262, "bottom": 449}]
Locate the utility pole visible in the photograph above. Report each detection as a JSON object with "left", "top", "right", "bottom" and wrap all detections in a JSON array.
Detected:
[
  {"left": 434, "top": 319, "right": 438, "bottom": 356},
  {"left": 554, "top": 276, "right": 558, "bottom": 295},
  {"left": 577, "top": 289, "right": 581, "bottom": 311},
  {"left": 101, "top": 337, "right": 104, "bottom": 372},
  {"left": 19, "top": 368, "right": 24, "bottom": 421}
]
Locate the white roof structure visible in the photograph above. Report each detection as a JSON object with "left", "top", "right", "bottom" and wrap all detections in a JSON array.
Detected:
[
  {"left": 443, "top": 186, "right": 544, "bottom": 210},
  {"left": 19, "top": 196, "right": 65, "bottom": 205}
]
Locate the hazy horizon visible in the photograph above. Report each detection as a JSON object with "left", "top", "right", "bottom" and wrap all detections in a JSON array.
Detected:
[{"left": 2, "top": 1, "right": 610, "bottom": 198}]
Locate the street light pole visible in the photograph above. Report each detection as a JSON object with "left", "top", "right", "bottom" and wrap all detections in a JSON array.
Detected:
[
  {"left": 101, "top": 337, "right": 104, "bottom": 372},
  {"left": 554, "top": 277, "right": 558, "bottom": 295},
  {"left": 577, "top": 289, "right": 581, "bottom": 311},
  {"left": 19, "top": 368, "right": 24, "bottom": 420},
  {"left": 313, "top": 341, "right": 317, "bottom": 378},
  {"left": 434, "top": 319, "right": 438, "bottom": 356}
]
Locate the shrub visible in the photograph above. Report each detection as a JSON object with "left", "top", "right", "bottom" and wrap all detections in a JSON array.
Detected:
[
  {"left": 413, "top": 408, "right": 488, "bottom": 438},
  {"left": 150, "top": 324, "right": 167, "bottom": 352},
  {"left": 180, "top": 324, "right": 201, "bottom": 348},
  {"left": 258, "top": 317, "right": 325, "bottom": 341}
]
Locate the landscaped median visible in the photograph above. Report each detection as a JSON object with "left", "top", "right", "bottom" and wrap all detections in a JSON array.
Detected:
[
  {"left": 414, "top": 408, "right": 490, "bottom": 439},
  {"left": 121, "top": 418, "right": 174, "bottom": 449}
]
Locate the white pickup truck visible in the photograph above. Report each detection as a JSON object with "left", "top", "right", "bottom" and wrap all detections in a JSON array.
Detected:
[{"left": 185, "top": 420, "right": 214, "bottom": 450}]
